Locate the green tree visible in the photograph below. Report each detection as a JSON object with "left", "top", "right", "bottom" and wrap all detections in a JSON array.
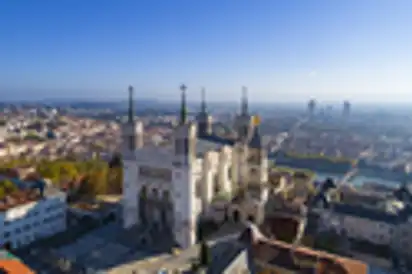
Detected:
[
  {"left": 0, "top": 187, "right": 6, "bottom": 199},
  {"left": 1, "top": 179, "right": 17, "bottom": 193},
  {"left": 199, "top": 241, "right": 211, "bottom": 266},
  {"left": 37, "top": 162, "right": 60, "bottom": 183},
  {"left": 107, "top": 167, "right": 123, "bottom": 194},
  {"left": 59, "top": 162, "right": 78, "bottom": 182},
  {"left": 86, "top": 166, "right": 108, "bottom": 195},
  {"left": 315, "top": 232, "right": 340, "bottom": 254}
]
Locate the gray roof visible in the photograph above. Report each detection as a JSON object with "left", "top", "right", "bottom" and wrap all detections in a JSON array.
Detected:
[
  {"left": 248, "top": 127, "right": 262, "bottom": 149},
  {"left": 310, "top": 188, "right": 412, "bottom": 224},
  {"left": 332, "top": 203, "right": 402, "bottom": 224},
  {"left": 198, "top": 134, "right": 236, "bottom": 146}
]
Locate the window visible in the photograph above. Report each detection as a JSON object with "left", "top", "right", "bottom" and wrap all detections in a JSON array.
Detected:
[
  {"left": 227, "top": 167, "right": 232, "bottom": 180},
  {"left": 174, "top": 140, "right": 181, "bottom": 155},
  {"left": 183, "top": 139, "right": 189, "bottom": 155}
]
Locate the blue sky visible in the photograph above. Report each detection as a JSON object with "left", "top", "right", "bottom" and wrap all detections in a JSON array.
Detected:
[{"left": 0, "top": 1, "right": 411, "bottom": 103}]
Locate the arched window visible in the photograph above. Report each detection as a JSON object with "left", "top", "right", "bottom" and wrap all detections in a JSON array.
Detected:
[
  {"left": 227, "top": 167, "right": 232, "bottom": 180},
  {"left": 213, "top": 174, "right": 220, "bottom": 194},
  {"left": 233, "top": 210, "right": 240, "bottom": 222}
]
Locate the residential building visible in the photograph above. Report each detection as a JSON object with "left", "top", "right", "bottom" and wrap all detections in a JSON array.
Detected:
[
  {"left": 0, "top": 181, "right": 67, "bottom": 250},
  {"left": 311, "top": 180, "right": 412, "bottom": 261}
]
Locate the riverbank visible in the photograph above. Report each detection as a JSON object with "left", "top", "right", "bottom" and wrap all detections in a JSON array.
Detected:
[
  {"left": 270, "top": 154, "right": 405, "bottom": 188},
  {"left": 314, "top": 171, "right": 400, "bottom": 188},
  {"left": 269, "top": 152, "right": 412, "bottom": 182},
  {"left": 273, "top": 165, "right": 401, "bottom": 188}
]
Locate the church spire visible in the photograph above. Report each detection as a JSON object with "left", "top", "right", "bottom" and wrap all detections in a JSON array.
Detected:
[
  {"left": 180, "top": 84, "right": 187, "bottom": 125},
  {"left": 128, "top": 85, "right": 134, "bottom": 124},
  {"left": 241, "top": 86, "right": 249, "bottom": 115},
  {"left": 200, "top": 87, "right": 207, "bottom": 113}
]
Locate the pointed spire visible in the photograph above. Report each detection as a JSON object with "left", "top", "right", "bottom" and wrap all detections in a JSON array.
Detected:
[
  {"left": 241, "top": 86, "right": 249, "bottom": 115},
  {"left": 128, "top": 85, "right": 134, "bottom": 123},
  {"left": 180, "top": 84, "right": 187, "bottom": 125},
  {"left": 200, "top": 87, "right": 207, "bottom": 113}
]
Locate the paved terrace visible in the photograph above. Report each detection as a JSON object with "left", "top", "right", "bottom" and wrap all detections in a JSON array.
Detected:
[
  {"left": 52, "top": 223, "right": 160, "bottom": 271},
  {"left": 108, "top": 237, "right": 246, "bottom": 274},
  {"left": 18, "top": 223, "right": 167, "bottom": 273}
]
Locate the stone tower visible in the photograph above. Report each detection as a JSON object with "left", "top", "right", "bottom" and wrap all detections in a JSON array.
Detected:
[
  {"left": 172, "top": 84, "right": 198, "bottom": 248},
  {"left": 234, "top": 86, "right": 254, "bottom": 141},
  {"left": 196, "top": 87, "right": 212, "bottom": 136}
]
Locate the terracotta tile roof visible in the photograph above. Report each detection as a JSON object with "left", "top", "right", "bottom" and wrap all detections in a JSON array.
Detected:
[
  {"left": 0, "top": 260, "right": 35, "bottom": 274},
  {"left": 0, "top": 189, "right": 41, "bottom": 212},
  {"left": 253, "top": 239, "right": 368, "bottom": 274}
]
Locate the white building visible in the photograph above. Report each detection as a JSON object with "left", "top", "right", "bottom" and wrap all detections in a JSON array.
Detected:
[
  {"left": 312, "top": 183, "right": 412, "bottom": 254},
  {"left": 0, "top": 185, "right": 67, "bottom": 250},
  {"left": 122, "top": 85, "right": 269, "bottom": 249}
]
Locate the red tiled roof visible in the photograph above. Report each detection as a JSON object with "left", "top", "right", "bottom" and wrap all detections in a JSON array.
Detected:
[
  {"left": 253, "top": 239, "right": 368, "bottom": 274},
  {"left": 0, "top": 260, "right": 35, "bottom": 274},
  {"left": 0, "top": 190, "right": 41, "bottom": 212}
]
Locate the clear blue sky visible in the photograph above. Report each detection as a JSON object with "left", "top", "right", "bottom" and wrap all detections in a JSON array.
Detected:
[{"left": 1, "top": 0, "right": 411, "bottom": 103}]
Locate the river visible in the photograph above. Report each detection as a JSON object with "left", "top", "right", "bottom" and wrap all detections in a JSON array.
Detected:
[{"left": 315, "top": 171, "right": 401, "bottom": 188}]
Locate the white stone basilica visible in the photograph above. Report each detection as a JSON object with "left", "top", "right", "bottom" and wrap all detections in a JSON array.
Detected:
[{"left": 121, "top": 85, "right": 269, "bottom": 249}]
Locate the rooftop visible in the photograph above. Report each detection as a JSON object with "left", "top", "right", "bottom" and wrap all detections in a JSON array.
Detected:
[
  {"left": 252, "top": 238, "right": 368, "bottom": 273},
  {"left": 0, "top": 174, "right": 62, "bottom": 212},
  {"left": 0, "top": 190, "right": 41, "bottom": 212},
  {"left": 0, "top": 259, "right": 35, "bottom": 274}
]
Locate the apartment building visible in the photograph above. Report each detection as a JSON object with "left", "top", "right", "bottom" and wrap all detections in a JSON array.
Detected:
[{"left": 0, "top": 185, "right": 67, "bottom": 250}]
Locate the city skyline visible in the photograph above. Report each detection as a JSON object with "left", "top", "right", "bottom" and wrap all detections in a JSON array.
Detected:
[{"left": 1, "top": 1, "right": 411, "bottom": 102}]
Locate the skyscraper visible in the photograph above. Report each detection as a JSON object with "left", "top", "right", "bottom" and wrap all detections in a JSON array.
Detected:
[
  {"left": 308, "top": 99, "right": 316, "bottom": 117},
  {"left": 343, "top": 100, "right": 351, "bottom": 117}
]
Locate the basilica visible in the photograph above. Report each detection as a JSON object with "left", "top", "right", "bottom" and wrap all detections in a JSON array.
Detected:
[{"left": 121, "top": 85, "right": 269, "bottom": 249}]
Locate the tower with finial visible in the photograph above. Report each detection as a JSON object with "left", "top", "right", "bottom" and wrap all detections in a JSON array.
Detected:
[
  {"left": 174, "top": 84, "right": 197, "bottom": 165},
  {"left": 121, "top": 85, "right": 144, "bottom": 228},
  {"left": 172, "top": 83, "right": 198, "bottom": 248},
  {"left": 121, "top": 85, "right": 143, "bottom": 153},
  {"left": 196, "top": 87, "right": 212, "bottom": 136},
  {"left": 234, "top": 86, "right": 254, "bottom": 142}
]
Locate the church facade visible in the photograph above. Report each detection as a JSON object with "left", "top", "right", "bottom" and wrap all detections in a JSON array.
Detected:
[{"left": 121, "top": 85, "right": 269, "bottom": 249}]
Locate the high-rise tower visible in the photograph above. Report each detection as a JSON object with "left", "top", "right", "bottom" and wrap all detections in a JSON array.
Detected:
[
  {"left": 308, "top": 99, "right": 316, "bottom": 117},
  {"left": 343, "top": 100, "right": 351, "bottom": 117}
]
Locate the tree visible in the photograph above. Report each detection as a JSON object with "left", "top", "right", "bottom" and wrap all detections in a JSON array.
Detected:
[
  {"left": 87, "top": 167, "right": 108, "bottom": 195},
  {"left": 1, "top": 179, "right": 17, "bottom": 192},
  {"left": 0, "top": 187, "right": 6, "bottom": 199},
  {"left": 199, "top": 241, "right": 211, "bottom": 266},
  {"left": 315, "top": 232, "right": 340, "bottom": 254},
  {"left": 107, "top": 167, "right": 123, "bottom": 194},
  {"left": 36, "top": 161, "right": 61, "bottom": 183},
  {"left": 59, "top": 162, "right": 78, "bottom": 182},
  {"left": 109, "top": 153, "right": 123, "bottom": 168},
  {"left": 0, "top": 179, "right": 17, "bottom": 199}
]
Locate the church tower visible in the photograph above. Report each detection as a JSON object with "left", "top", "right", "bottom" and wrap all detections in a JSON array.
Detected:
[
  {"left": 196, "top": 87, "right": 212, "bottom": 136},
  {"left": 122, "top": 85, "right": 143, "bottom": 229},
  {"left": 234, "top": 86, "right": 254, "bottom": 142},
  {"left": 172, "top": 84, "right": 198, "bottom": 249},
  {"left": 248, "top": 122, "right": 269, "bottom": 185},
  {"left": 121, "top": 85, "right": 144, "bottom": 153}
]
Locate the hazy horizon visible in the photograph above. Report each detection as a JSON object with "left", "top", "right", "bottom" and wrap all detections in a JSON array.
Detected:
[{"left": 1, "top": 1, "right": 412, "bottom": 102}]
